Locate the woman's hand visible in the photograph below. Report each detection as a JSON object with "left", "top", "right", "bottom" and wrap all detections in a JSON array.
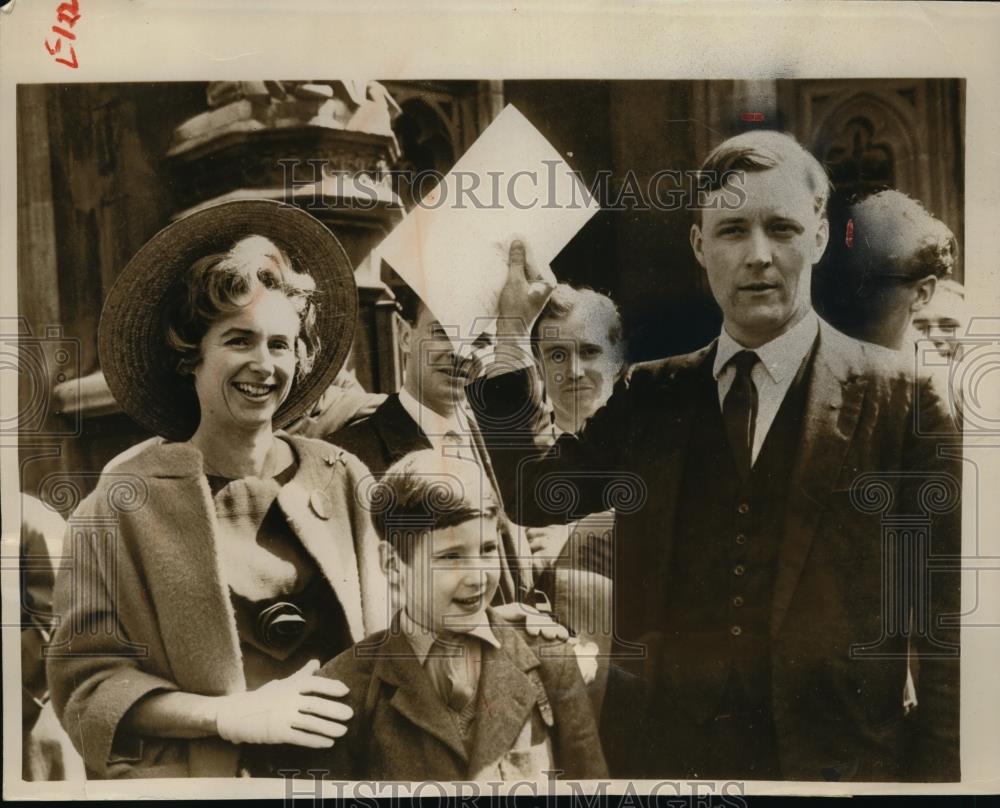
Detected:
[
  {"left": 491, "top": 601, "right": 569, "bottom": 642},
  {"left": 214, "top": 660, "right": 352, "bottom": 748}
]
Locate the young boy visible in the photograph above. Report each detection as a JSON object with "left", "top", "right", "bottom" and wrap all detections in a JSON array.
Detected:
[{"left": 251, "top": 450, "right": 607, "bottom": 781}]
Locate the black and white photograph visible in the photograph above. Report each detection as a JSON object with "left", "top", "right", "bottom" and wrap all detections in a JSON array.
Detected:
[{"left": 2, "top": 1, "right": 999, "bottom": 801}]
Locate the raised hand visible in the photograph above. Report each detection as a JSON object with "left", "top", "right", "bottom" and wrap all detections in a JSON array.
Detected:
[{"left": 497, "top": 239, "right": 557, "bottom": 338}]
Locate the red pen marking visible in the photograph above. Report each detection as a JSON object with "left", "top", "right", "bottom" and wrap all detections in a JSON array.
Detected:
[
  {"left": 845, "top": 218, "right": 854, "bottom": 248},
  {"left": 55, "top": 48, "right": 78, "bottom": 68},
  {"left": 44, "top": 0, "right": 80, "bottom": 69},
  {"left": 57, "top": 0, "right": 80, "bottom": 26},
  {"left": 740, "top": 112, "right": 765, "bottom": 122},
  {"left": 44, "top": 37, "right": 78, "bottom": 68}
]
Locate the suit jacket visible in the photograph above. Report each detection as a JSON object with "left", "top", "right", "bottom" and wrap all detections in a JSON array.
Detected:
[
  {"left": 286, "top": 368, "right": 388, "bottom": 440},
  {"left": 327, "top": 393, "right": 431, "bottom": 478},
  {"left": 469, "top": 320, "right": 961, "bottom": 782},
  {"left": 252, "top": 608, "right": 608, "bottom": 781},
  {"left": 46, "top": 434, "right": 388, "bottom": 779}
]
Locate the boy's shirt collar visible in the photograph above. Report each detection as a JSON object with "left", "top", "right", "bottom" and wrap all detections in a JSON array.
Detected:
[{"left": 399, "top": 608, "right": 501, "bottom": 664}]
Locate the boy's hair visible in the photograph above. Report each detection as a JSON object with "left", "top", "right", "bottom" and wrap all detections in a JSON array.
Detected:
[
  {"left": 695, "top": 130, "right": 832, "bottom": 223},
  {"left": 369, "top": 450, "right": 499, "bottom": 563}
]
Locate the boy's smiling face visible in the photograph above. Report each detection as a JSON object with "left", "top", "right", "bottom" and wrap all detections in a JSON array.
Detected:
[{"left": 392, "top": 515, "right": 501, "bottom": 637}]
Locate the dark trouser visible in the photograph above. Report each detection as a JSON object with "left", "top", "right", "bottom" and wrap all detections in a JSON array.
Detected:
[
  {"left": 603, "top": 661, "right": 782, "bottom": 781},
  {"left": 598, "top": 661, "right": 656, "bottom": 778},
  {"left": 665, "top": 668, "right": 781, "bottom": 781}
]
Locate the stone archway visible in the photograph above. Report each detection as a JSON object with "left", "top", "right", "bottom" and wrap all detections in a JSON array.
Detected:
[{"left": 810, "top": 89, "right": 926, "bottom": 203}]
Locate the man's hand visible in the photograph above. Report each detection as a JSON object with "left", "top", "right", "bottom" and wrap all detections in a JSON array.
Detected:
[
  {"left": 525, "top": 523, "right": 572, "bottom": 574},
  {"left": 497, "top": 239, "right": 557, "bottom": 339},
  {"left": 214, "top": 660, "right": 353, "bottom": 748}
]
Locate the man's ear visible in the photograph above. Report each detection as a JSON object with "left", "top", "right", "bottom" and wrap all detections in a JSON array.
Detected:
[
  {"left": 612, "top": 342, "right": 628, "bottom": 381},
  {"left": 813, "top": 216, "right": 831, "bottom": 263},
  {"left": 398, "top": 319, "right": 412, "bottom": 357},
  {"left": 379, "top": 541, "right": 401, "bottom": 581},
  {"left": 911, "top": 275, "right": 938, "bottom": 313},
  {"left": 690, "top": 222, "right": 707, "bottom": 269}
]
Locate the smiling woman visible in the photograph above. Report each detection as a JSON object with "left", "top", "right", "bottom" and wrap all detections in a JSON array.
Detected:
[
  {"left": 165, "top": 236, "right": 318, "bottom": 470},
  {"left": 46, "top": 200, "right": 388, "bottom": 779}
]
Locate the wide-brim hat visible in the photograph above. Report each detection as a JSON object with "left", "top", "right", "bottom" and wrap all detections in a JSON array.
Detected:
[{"left": 99, "top": 199, "right": 357, "bottom": 441}]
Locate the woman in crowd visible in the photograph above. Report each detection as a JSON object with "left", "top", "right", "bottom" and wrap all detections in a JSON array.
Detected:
[{"left": 47, "top": 200, "right": 386, "bottom": 778}]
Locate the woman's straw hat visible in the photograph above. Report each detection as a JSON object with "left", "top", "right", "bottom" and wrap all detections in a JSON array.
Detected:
[{"left": 98, "top": 200, "right": 357, "bottom": 441}]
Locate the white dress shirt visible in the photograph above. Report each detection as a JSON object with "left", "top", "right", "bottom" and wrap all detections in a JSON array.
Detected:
[
  {"left": 712, "top": 310, "right": 819, "bottom": 466},
  {"left": 397, "top": 387, "right": 478, "bottom": 463}
]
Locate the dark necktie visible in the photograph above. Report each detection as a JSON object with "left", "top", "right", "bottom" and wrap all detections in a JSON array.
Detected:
[
  {"left": 429, "top": 637, "right": 477, "bottom": 711},
  {"left": 722, "top": 350, "right": 759, "bottom": 479}
]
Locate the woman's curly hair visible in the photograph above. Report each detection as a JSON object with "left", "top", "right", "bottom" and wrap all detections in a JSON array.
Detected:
[{"left": 164, "top": 235, "right": 321, "bottom": 381}]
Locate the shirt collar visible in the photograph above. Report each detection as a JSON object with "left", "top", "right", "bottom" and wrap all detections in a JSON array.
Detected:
[
  {"left": 713, "top": 309, "right": 819, "bottom": 385},
  {"left": 398, "top": 608, "right": 501, "bottom": 665},
  {"left": 397, "top": 387, "right": 467, "bottom": 441}
]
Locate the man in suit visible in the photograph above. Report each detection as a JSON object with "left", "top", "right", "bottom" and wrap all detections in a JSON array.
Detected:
[
  {"left": 527, "top": 283, "right": 626, "bottom": 580},
  {"left": 328, "top": 288, "right": 480, "bottom": 477},
  {"left": 328, "top": 289, "right": 536, "bottom": 608},
  {"left": 468, "top": 130, "right": 961, "bottom": 782}
]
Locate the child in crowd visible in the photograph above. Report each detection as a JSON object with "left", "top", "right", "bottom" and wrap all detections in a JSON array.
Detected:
[{"left": 250, "top": 450, "right": 607, "bottom": 781}]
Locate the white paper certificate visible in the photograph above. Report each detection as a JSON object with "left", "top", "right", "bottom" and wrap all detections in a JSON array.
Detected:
[{"left": 377, "top": 103, "right": 600, "bottom": 342}]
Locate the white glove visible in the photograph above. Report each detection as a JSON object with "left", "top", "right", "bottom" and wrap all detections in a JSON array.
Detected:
[
  {"left": 214, "top": 659, "right": 352, "bottom": 748},
  {"left": 491, "top": 601, "right": 569, "bottom": 642}
]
